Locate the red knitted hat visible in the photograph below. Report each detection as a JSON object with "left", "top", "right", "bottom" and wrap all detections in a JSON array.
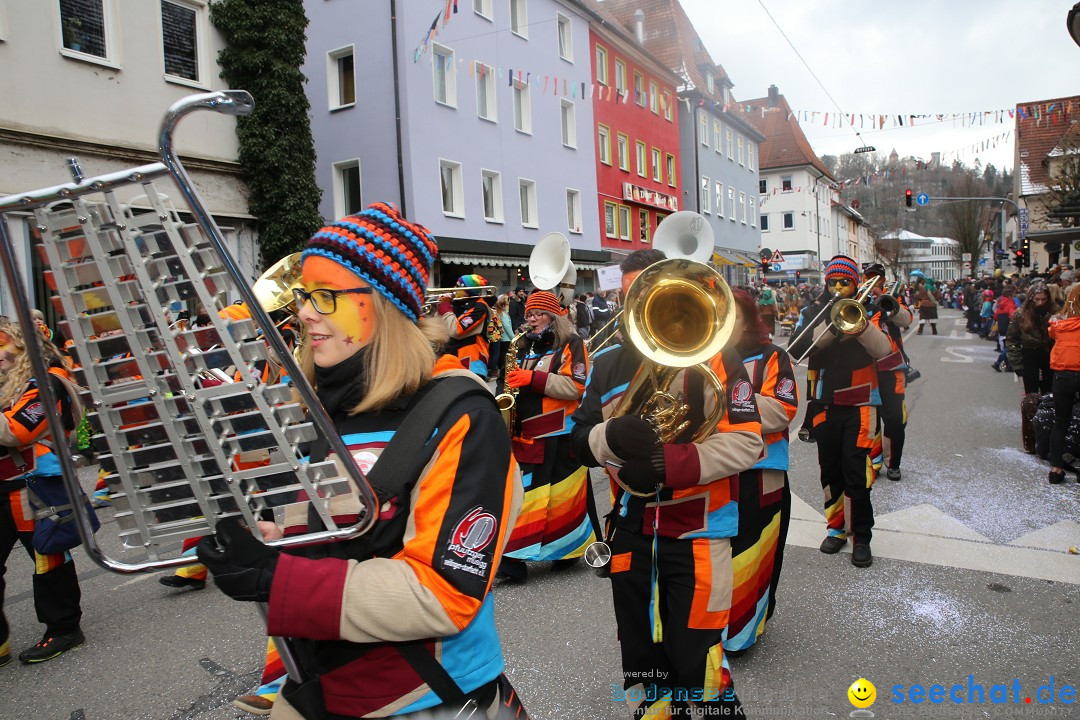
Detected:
[{"left": 524, "top": 291, "right": 566, "bottom": 317}]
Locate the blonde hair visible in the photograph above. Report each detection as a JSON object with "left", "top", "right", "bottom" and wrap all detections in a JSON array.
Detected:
[
  {"left": 1064, "top": 284, "right": 1080, "bottom": 319},
  {"left": 0, "top": 317, "right": 67, "bottom": 409},
  {"left": 300, "top": 293, "right": 450, "bottom": 414},
  {"left": 548, "top": 313, "right": 576, "bottom": 349}
]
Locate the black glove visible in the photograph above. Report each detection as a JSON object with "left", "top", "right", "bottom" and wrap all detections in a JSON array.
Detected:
[
  {"left": 195, "top": 518, "right": 280, "bottom": 602},
  {"left": 618, "top": 451, "right": 666, "bottom": 494},
  {"left": 606, "top": 416, "right": 660, "bottom": 460}
]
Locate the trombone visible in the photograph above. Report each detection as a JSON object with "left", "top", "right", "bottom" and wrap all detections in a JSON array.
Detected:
[
  {"left": 421, "top": 285, "right": 498, "bottom": 315},
  {"left": 875, "top": 279, "right": 904, "bottom": 318},
  {"left": 789, "top": 276, "right": 878, "bottom": 364}
]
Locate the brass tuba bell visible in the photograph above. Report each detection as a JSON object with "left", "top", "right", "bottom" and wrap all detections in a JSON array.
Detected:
[{"left": 252, "top": 252, "right": 304, "bottom": 314}]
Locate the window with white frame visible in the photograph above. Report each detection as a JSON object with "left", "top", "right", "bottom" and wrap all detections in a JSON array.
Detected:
[
  {"left": 663, "top": 92, "right": 672, "bottom": 121},
  {"left": 557, "top": 12, "right": 572, "bottom": 61},
  {"left": 513, "top": 78, "right": 531, "bottom": 133},
  {"left": 161, "top": 0, "right": 202, "bottom": 82},
  {"left": 639, "top": 209, "right": 651, "bottom": 243},
  {"left": 566, "top": 189, "right": 582, "bottom": 233},
  {"left": 617, "top": 133, "right": 629, "bottom": 171},
  {"left": 475, "top": 62, "right": 496, "bottom": 121},
  {"left": 782, "top": 175, "right": 793, "bottom": 191},
  {"left": 713, "top": 121, "right": 722, "bottom": 153},
  {"left": 699, "top": 113, "right": 708, "bottom": 147},
  {"left": 473, "top": 0, "right": 492, "bottom": 19},
  {"left": 739, "top": 192, "right": 746, "bottom": 223},
  {"left": 614, "top": 59, "right": 626, "bottom": 98},
  {"left": 598, "top": 125, "right": 611, "bottom": 165},
  {"left": 748, "top": 142, "right": 756, "bottom": 171},
  {"left": 649, "top": 80, "right": 658, "bottom": 114},
  {"left": 782, "top": 211, "right": 794, "bottom": 230},
  {"left": 617, "top": 205, "right": 630, "bottom": 240},
  {"left": 439, "top": 159, "right": 464, "bottom": 217},
  {"left": 333, "top": 159, "right": 362, "bottom": 218},
  {"left": 728, "top": 186, "right": 735, "bottom": 219},
  {"left": 726, "top": 128, "right": 734, "bottom": 159},
  {"left": 595, "top": 45, "right": 608, "bottom": 85},
  {"left": 636, "top": 141, "right": 646, "bottom": 177},
  {"left": 749, "top": 197, "right": 756, "bottom": 227},
  {"left": 432, "top": 44, "right": 456, "bottom": 106},
  {"left": 327, "top": 45, "right": 355, "bottom": 109},
  {"left": 760, "top": 213, "right": 769, "bottom": 231},
  {"left": 737, "top": 136, "right": 744, "bottom": 166},
  {"left": 759, "top": 178, "right": 767, "bottom": 194},
  {"left": 701, "top": 176, "right": 711, "bottom": 213},
  {"left": 560, "top": 99, "right": 576, "bottom": 148},
  {"left": 510, "top": 0, "right": 527, "bottom": 37},
  {"left": 666, "top": 154, "right": 676, "bottom": 186},
  {"left": 60, "top": 0, "right": 110, "bottom": 59},
  {"left": 634, "top": 72, "right": 645, "bottom": 106},
  {"left": 651, "top": 148, "right": 661, "bottom": 182},
  {"left": 481, "top": 169, "right": 503, "bottom": 223},
  {"left": 519, "top": 178, "right": 538, "bottom": 227},
  {"left": 604, "top": 201, "right": 617, "bottom": 238},
  {"left": 715, "top": 181, "right": 724, "bottom": 218}
]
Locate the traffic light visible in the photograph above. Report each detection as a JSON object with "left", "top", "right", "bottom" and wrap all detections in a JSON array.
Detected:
[
  {"left": 905, "top": 189, "right": 913, "bottom": 208},
  {"left": 1014, "top": 249, "right": 1024, "bottom": 268},
  {"left": 1022, "top": 237, "right": 1031, "bottom": 267},
  {"left": 795, "top": 270, "right": 801, "bottom": 282}
]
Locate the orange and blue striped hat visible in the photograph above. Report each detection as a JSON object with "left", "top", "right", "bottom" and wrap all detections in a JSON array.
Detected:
[{"left": 824, "top": 255, "right": 860, "bottom": 283}]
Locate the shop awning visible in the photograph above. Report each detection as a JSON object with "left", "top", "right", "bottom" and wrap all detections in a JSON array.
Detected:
[
  {"left": 440, "top": 252, "right": 607, "bottom": 271},
  {"left": 710, "top": 249, "right": 741, "bottom": 266},
  {"left": 731, "top": 251, "right": 761, "bottom": 268}
]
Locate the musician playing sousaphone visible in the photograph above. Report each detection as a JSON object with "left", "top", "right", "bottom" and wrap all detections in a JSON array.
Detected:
[
  {"left": 438, "top": 274, "right": 492, "bottom": 377},
  {"left": 196, "top": 203, "right": 528, "bottom": 719},
  {"left": 787, "top": 254, "right": 892, "bottom": 569},
  {"left": 498, "top": 290, "right": 595, "bottom": 584},
  {"left": 569, "top": 249, "right": 763, "bottom": 717}
]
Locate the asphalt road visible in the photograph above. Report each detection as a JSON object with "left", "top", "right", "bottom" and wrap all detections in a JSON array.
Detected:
[{"left": 2, "top": 310, "right": 1077, "bottom": 720}]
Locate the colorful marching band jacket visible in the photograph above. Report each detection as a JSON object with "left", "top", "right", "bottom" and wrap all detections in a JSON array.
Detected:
[
  {"left": 511, "top": 330, "right": 587, "bottom": 461},
  {"left": 741, "top": 345, "right": 799, "bottom": 471},
  {"left": 441, "top": 299, "right": 491, "bottom": 376},
  {"left": 0, "top": 364, "right": 82, "bottom": 490},
  {"left": 791, "top": 301, "right": 892, "bottom": 407},
  {"left": 267, "top": 357, "right": 522, "bottom": 717},
  {"left": 570, "top": 337, "right": 763, "bottom": 540},
  {"left": 875, "top": 302, "right": 914, "bottom": 395}
]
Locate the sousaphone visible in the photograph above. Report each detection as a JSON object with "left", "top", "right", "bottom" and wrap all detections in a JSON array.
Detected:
[
  {"left": 653, "top": 211, "right": 715, "bottom": 265},
  {"left": 529, "top": 231, "right": 576, "bottom": 304}
]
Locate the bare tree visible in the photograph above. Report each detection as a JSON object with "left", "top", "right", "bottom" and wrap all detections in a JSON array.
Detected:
[
  {"left": 1037, "top": 126, "right": 1080, "bottom": 229},
  {"left": 875, "top": 233, "right": 914, "bottom": 280},
  {"left": 943, "top": 174, "right": 992, "bottom": 263}
]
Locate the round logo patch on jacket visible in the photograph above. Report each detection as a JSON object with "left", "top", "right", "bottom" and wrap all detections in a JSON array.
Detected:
[
  {"left": 443, "top": 506, "right": 497, "bottom": 578},
  {"left": 776, "top": 377, "right": 796, "bottom": 401}
]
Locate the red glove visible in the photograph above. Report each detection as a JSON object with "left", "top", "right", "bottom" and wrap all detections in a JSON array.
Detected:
[
  {"left": 436, "top": 298, "right": 454, "bottom": 316},
  {"left": 505, "top": 369, "right": 534, "bottom": 388}
]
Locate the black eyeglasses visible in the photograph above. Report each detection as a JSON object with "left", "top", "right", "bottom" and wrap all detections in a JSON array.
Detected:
[
  {"left": 293, "top": 287, "right": 373, "bottom": 315},
  {"left": 827, "top": 278, "right": 853, "bottom": 287}
]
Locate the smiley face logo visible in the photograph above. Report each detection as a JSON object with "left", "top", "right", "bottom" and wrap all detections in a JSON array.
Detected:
[{"left": 847, "top": 678, "right": 876, "bottom": 709}]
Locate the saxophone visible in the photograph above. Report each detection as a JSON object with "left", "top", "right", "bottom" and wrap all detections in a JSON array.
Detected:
[{"left": 495, "top": 332, "right": 527, "bottom": 433}]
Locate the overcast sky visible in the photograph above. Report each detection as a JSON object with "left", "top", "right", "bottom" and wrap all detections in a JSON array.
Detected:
[{"left": 680, "top": 0, "right": 1079, "bottom": 173}]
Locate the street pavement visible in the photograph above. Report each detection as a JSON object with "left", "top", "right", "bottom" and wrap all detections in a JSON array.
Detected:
[{"left": 1, "top": 310, "right": 1077, "bottom": 719}]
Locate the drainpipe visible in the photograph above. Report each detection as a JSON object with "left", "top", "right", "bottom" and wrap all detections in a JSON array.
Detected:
[{"left": 389, "top": 0, "right": 408, "bottom": 216}]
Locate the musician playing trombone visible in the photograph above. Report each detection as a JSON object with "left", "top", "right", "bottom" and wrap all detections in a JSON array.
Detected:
[
  {"left": 196, "top": 204, "right": 528, "bottom": 719},
  {"left": 863, "top": 264, "right": 915, "bottom": 482},
  {"left": 437, "top": 274, "right": 492, "bottom": 378},
  {"left": 569, "top": 249, "right": 763, "bottom": 718},
  {"left": 788, "top": 255, "right": 892, "bottom": 569}
]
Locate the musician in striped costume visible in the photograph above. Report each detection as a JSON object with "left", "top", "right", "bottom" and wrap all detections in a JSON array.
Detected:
[{"left": 438, "top": 274, "right": 491, "bottom": 378}]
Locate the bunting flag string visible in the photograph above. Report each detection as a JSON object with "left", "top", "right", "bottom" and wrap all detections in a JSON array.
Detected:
[{"left": 781, "top": 102, "right": 1072, "bottom": 131}]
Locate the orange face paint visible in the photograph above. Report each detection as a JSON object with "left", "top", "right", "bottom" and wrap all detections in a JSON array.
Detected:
[{"left": 299, "top": 256, "right": 377, "bottom": 367}]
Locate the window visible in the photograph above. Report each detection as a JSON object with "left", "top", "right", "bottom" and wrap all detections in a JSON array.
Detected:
[
  {"left": 739, "top": 192, "right": 746, "bottom": 223},
  {"left": 333, "top": 159, "right": 362, "bottom": 217},
  {"left": 666, "top": 154, "right": 676, "bottom": 186},
  {"left": 663, "top": 92, "right": 672, "bottom": 121},
  {"left": 617, "top": 133, "right": 629, "bottom": 171},
  {"left": 639, "top": 209, "right": 651, "bottom": 243},
  {"left": 782, "top": 212, "right": 795, "bottom": 230},
  {"left": 636, "top": 141, "right": 646, "bottom": 177},
  {"left": 728, "top": 187, "right": 735, "bottom": 220},
  {"left": 759, "top": 178, "right": 767, "bottom": 194},
  {"left": 737, "top": 136, "right": 745, "bottom": 166},
  {"left": 519, "top": 178, "right": 538, "bottom": 227},
  {"left": 705, "top": 71, "right": 714, "bottom": 95},
  {"left": 656, "top": 213, "right": 668, "bottom": 228},
  {"left": 649, "top": 81, "right": 658, "bottom": 114},
  {"left": 60, "top": 0, "right": 109, "bottom": 59},
  {"left": 715, "top": 181, "right": 723, "bottom": 218},
  {"left": 782, "top": 175, "right": 793, "bottom": 192},
  {"left": 598, "top": 125, "right": 611, "bottom": 165},
  {"left": 439, "top": 159, "right": 464, "bottom": 217},
  {"left": 726, "top": 128, "right": 734, "bottom": 159},
  {"left": 748, "top": 142, "right": 756, "bottom": 171},
  {"left": 557, "top": 13, "right": 572, "bottom": 61},
  {"left": 614, "top": 60, "right": 626, "bottom": 98},
  {"left": 560, "top": 99, "right": 576, "bottom": 148},
  {"left": 699, "top": 113, "right": 708, "bottom": 147},
  {"left": 510, "top": 0, "right": 527, "bottom": 37},
  {"left": 161, "top": 0, "right": 201, "bottom": 82},
  {"left": 604, "top": 201, "right": 618, "bottom": 238},
  {"left": 713, "top": 122, "right": 722, "bottom": 153},
  {"left": 433, "top": 44, "right": 456, "bottom": 106},
  {"left": 634, "top": 72, "right": 645, "bottom": 106},
  {"left": 327, "top": 46, "right": 355, "bottom": 109},
  {"left": 701, "top": 176, "right": 711, "bottom": 213},
  {"left": 513, "top": 78, "right": 531, "bottom": 133},
  {"left": 749, "top": 197, "right": 756, "bottom": 227},
  {"left": 473, "top": 0, "right": 492, "bottom": 19},
  {"left": 760, "top": 214, "right": 769, "bottom": 231},
  {"left": 595, "top": 45, "right": 608, "bottom": 85},
  {"left": 481, "top": 170, "right": 503, "bottom": 223},
  {"left": 651, "top": 148, "right": 661, "bottom": 182},
  {"left": 618, "top": 205, "right": 631, "bottom": 240},
  {"left": 567, "top": 189, "right": 582, "bottom": 233},
  {"left": 475, "top": 62, "right": 496, "bottom": 121}
]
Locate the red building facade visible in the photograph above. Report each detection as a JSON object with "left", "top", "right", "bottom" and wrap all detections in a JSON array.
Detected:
[{"left": 589, "top": 26, "right": 681, "bottom": 253}]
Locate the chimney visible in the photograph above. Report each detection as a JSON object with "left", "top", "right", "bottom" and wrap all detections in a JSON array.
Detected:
[
  {"left": 768, "top": 84, "right": 779, "bottom": 108},
  {"left": 634, "top": 9, "right": 645, "bottom": 44}
]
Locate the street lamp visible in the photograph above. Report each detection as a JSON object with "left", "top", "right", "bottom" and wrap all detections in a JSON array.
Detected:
[{"left": 1070, "top": 2, "right": 1080, "bottom": 48}]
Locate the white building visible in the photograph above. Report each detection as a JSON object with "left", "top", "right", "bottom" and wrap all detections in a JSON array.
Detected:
[
  {"left": 879, "top": 229, "right": 961, "bottom": 282},
  {"left": 0, "top": 0, "right": 256, "bottom": 315}
]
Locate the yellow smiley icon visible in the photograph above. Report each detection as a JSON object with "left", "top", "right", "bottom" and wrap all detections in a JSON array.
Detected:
[{"left": 848, "top": 678, "right": 876, "bottom": 709}]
